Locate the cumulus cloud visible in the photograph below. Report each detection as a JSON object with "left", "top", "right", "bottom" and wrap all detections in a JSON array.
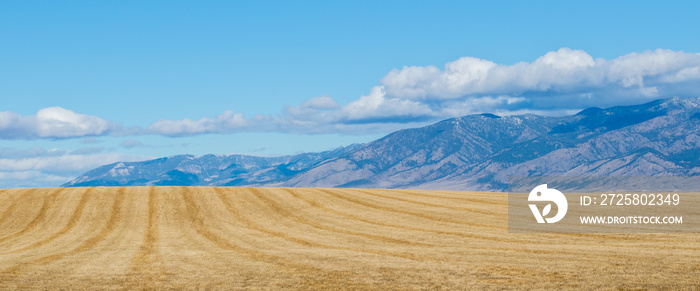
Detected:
[
  {"left": 338, "top": 86, "right": 434, "bottom": 123},
  {"left": 380, "top": 48, "right": 700, "bottom": 109},
  {"left": 0, "top": 107, "right": 115, "bottom": 140}
]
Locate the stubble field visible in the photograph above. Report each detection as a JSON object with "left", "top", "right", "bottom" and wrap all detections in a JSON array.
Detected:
[{"left": 0, "top": 187, "right": 697, "bottom": 289}]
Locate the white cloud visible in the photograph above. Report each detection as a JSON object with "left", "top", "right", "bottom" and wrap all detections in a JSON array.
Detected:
[
  {"left": 271, "top": 48, "right": 700, "bottom": 134},
  {"left": 338, "top": 86, "right": 434, "bottom": 122},
  {"left": 146, "top": 110, "right": 248, "bottom": 136},
  {"left": 380, "top": 48, "right": 700, "bottom": 107},
  {"left": 0, "top": 107, "right": 115, "bottom": 140},
  {"left": 35, "top": 107, "right": 112, "bottom": 138},
  {"left": 380, "top": 48, "right": 602, "bottom": 99},
  {"left": 300, "top": 95, "right": 340, "bottom": 110},
  {"left": 661, "top": 66, "right": 700, "bottom": 83}
]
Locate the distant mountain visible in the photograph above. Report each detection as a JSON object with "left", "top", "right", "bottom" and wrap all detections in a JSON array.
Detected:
[
  {"left": 64, "top": 97, "right": 700, "bottom": 191},
  {"left": 64, "top": 144, "right": 361, "bottom": 187}
]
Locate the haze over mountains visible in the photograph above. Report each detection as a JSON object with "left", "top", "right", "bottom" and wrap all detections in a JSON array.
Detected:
[{"left": 64, "top": 97, "right": 700, "bottom": 191}]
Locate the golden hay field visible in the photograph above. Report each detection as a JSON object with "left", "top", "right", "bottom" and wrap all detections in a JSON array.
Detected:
[{"left": 0, "top": 187, "right": 697, "bottom": 289}]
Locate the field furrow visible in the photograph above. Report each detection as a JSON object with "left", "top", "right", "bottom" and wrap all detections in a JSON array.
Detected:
[
  {"left": 4, "top": 188, "right": 93, "bottom": 255},
  {"left": 179, "top": 187, "right": 322, "bottom": 274}
]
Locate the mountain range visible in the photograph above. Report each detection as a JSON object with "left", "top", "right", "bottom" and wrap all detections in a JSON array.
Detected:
[{"left": 64, "top": 97, "right": 700, "bottom": 191}]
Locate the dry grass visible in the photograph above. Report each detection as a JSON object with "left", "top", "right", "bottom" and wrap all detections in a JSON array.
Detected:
[{"left": 0, "top": 187, "right": 697, "bottom": 289}]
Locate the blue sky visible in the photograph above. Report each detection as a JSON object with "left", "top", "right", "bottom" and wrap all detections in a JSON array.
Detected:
[{"left": 2, "top": 0, "right": 700, "bottom": 188}]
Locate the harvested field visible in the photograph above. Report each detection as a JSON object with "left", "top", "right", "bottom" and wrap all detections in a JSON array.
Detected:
[{"left": 0, "top": 187, "right": 697, "bottom": 289}]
